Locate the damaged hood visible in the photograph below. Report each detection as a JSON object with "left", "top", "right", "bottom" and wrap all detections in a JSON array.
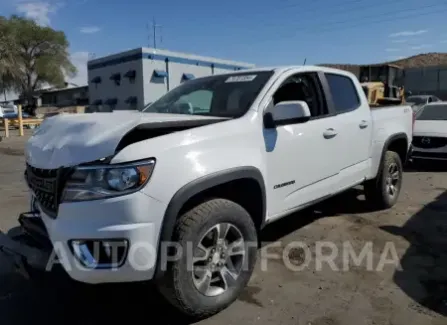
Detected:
[{"left": 25, "top": 111, "right": 227, "bottom": 169}]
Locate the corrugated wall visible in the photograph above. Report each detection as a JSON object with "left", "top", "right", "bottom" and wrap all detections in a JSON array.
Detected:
[{"left": 402, "top": 65, "right": 447, "bottom": 99}]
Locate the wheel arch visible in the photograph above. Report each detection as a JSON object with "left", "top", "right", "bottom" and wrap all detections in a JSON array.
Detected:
[
  {"left": 378, "top": 132, "right": 409, "bottom": 173},
  {"left": 153, "top": 166, "right": 266, "bottom": 279}
]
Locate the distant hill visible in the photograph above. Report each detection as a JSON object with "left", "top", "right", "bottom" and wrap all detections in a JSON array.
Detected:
[
  {"left": 320, "top": 52, "right": 447, "bottom": 75},
  {"left": 387, "top": 53, "right": 447, "bottom": 68}
]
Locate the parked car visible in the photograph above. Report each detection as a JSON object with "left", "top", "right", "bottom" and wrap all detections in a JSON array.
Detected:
[
  {"left": 0, "top": 103, "right": 36, "bottom": 129},
  {"left": 0, "top": 103, "right": 19, "bottom": 118},
  {"left": 410, "top": 102, "right": 447, "bottom": 162},
  {"left": 0, "top": 65, "right": 414, "bottom": 318},
  {"left": 406, "top": 95, "right": 441, "bottom": 113}
]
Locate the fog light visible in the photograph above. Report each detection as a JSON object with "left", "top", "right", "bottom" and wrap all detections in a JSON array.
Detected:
[{"left": 70, "top": 239, "right": 128, "bottom": 269}]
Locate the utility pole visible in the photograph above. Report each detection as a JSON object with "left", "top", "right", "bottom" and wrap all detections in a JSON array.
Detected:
[{"left": 148, "top": 18, "right": 162, "bottom": 49}]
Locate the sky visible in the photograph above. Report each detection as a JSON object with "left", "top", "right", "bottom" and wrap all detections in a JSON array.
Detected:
[{"left": 1, "top": 0, "right": 447, "bottom": 95}]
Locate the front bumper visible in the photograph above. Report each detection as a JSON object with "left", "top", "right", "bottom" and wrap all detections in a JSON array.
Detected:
[
  {"left": 2, "top": 191, "right": 167, "bottom": 284},
  {"left": 410, "top": 147, "right": 447, "bottom": 161},
  {"left": 0, "top": 212, "right": 53, "bottom": 279}
]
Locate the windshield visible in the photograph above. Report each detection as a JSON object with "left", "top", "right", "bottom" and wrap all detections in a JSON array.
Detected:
[
  {"left": 416, "top": 104, "right": 447, "bottom": 120},
  {"left": 406, "top": 96, "right": 427, "bottom": 105},
  {"left": 142, "top": 71, "right": 274, "bottom": 118}
]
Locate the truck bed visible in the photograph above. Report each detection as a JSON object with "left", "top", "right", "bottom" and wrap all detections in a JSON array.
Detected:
[
  {"left": 371, "top": 104, "right": 413, "bottom": 143},
  {"left": 369, "top": 104, "right": 410, "bottom": 110}
]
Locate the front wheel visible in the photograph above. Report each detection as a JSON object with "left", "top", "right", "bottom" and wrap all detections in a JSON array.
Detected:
[
  {"left": 364, "top": 150, "right": 403, "bottom": 209},
  {"left": 156, "top": 198, "right": 258, "bottom": 319}
]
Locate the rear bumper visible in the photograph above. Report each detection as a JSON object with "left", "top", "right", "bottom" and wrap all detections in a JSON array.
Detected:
[{"left": 0, "top": 212, "right": 53, "bottom": 279}]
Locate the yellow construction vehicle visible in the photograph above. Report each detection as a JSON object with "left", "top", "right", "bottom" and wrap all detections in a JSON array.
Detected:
[{"left": 359, "top": 64, "right": 406, "bottom": 106}]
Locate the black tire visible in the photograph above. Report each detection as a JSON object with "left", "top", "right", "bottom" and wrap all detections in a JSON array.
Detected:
[
  {"left": 156, "top": 198, "right": 258, "bottom": 319},
  {"left": 364, "top": 150, "right": 403, "bottom": 209}
]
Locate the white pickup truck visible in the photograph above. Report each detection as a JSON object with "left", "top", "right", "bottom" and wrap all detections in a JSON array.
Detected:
[{"left": 0, "top": 65, "right": 413, "bottom": 318}]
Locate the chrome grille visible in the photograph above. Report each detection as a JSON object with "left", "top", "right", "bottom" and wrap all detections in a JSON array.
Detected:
[{"left": 25, "top": 164, "right": 72, "bottom": 218}]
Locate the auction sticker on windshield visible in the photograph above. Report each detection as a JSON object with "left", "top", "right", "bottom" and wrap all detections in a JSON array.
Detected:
[{"left": 225, "top": 75, "right": 257, "bottom": 83}]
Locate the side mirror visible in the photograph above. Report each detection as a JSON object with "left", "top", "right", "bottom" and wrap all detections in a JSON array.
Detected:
[{"left": 264, "top": 101, "right": 311, "bottom": 128}]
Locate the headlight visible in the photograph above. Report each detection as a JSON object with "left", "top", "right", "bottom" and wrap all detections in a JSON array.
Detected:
[{"left": 62, "top": 159, "right": 155, "bottom": 202}]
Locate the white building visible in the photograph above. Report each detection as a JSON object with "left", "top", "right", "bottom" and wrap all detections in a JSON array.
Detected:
[{"left": 87, "top": 47, "right": 255, "bottom": 111}]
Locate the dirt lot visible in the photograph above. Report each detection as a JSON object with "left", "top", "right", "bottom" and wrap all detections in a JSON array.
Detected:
[{"left": 0, "top": 131, "right": 446, "bottom": 325}]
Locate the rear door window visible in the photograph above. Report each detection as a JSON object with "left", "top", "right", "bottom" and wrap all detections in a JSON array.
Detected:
[{"left": 325, "top": 73, "right": 360, "bottom": 113}]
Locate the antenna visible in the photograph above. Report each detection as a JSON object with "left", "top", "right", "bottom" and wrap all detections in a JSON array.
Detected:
[
  {"left": 159, "top": 25, "right": 163, "bottom": 44},
  {"left": 149, "top": 18, "right": 162, "bottom": 49},
  {"left": 146, "top": 23, "right": 151, "bottom": 47},
  {"left": 303, "top": 58, "right": 307, "bottom": 65}
]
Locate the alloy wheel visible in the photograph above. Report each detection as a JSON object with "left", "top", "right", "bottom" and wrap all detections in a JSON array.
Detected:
[
  {"left": 192, "top": 223, "right": 246, "bottom": 297},
  {"left": 385, "top": 162, "right": 401, "bottom": 199}
]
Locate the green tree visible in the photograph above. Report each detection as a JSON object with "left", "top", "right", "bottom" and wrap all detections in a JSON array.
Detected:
[
  {"left": 2, "top": 15, "right": 77, "bottom": 106},
  {"left": 0, "top": 16, "right": 18, "bottom": 99}
]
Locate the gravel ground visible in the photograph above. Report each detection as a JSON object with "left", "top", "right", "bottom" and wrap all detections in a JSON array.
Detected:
[{"left": 0, "top": 131, "right": 446, "bottom": 325}]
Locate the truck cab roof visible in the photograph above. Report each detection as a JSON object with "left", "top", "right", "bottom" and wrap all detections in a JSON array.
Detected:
[{"left": 211, "top": 65, "right": 357, "bottom": 77}]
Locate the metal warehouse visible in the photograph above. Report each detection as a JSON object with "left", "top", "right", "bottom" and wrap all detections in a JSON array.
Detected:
[{"left": 87, "top": 47, "right": 255, "bottom": 111}]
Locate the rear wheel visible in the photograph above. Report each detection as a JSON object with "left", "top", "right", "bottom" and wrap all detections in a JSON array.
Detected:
[
  {"left": 364, "top": 151, "right": 403, "bottom": 209},
  {"left": 156, "top": 198, "right": 258, "bottom": 319}
]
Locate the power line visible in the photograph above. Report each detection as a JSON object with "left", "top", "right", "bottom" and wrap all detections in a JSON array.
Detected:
[
  {"left": 302, "top": 2, "right": 444, "bottom": 32},
  {"left": 215, "top": 0, "right": 371, "bottom": 24},
  {"left": 308, "top": 0, "right": 427, "bottom": 21},
  {"left": 224, "top": 2, "right": 445, "bottom": 39},
  {"left": 232, "top": 4, "right": 447, "bottom": 48},
  {"left": 214, "top": 0, "right": 436, "bottom": 30}
]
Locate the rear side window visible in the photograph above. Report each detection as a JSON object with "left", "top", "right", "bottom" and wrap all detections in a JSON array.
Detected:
[{"left": 325, "top": 73, "right": 360, "bottom": 113}]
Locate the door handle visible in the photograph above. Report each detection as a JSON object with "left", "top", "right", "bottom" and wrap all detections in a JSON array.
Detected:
[
  {"left": 323, "top": 128, "right": 337, "bottom": 139},
  {"left": 359, "top": 120, "right": 369, "bottom": 129}
]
